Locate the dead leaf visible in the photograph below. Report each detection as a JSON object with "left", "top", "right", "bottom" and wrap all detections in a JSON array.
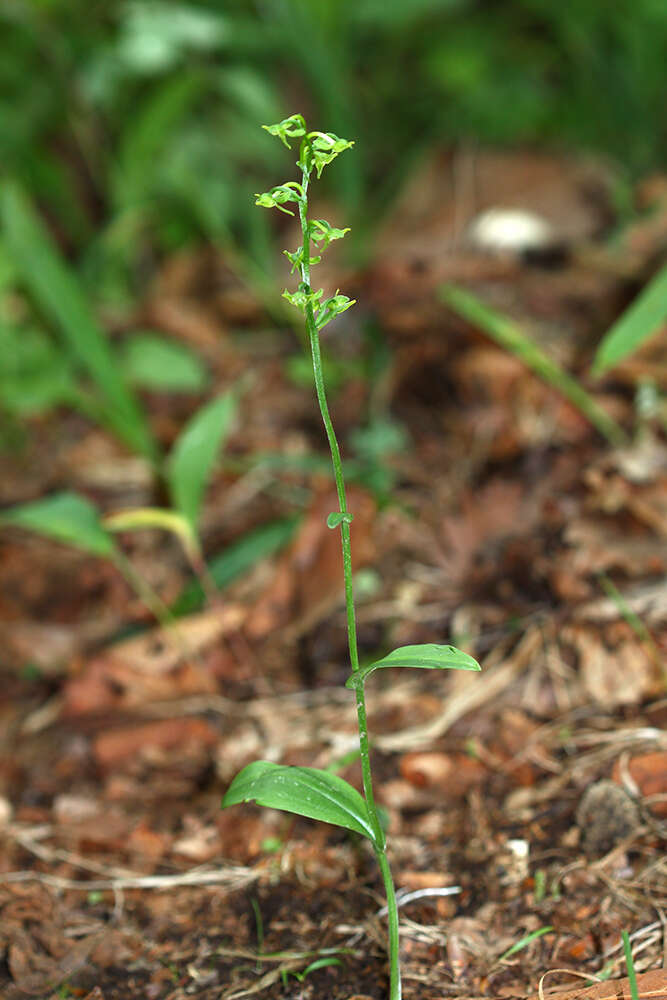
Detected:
[
  {"left": 399, "top": 751, "right": 486, "bottom": 798},
  {"left": 613, "top": 750, "right": 667, "bottom": 818},
  {"left": 94, "top": 717, "right": 219, "bottom": 768},
  {"left": 563, "top": 625, "right": 659, "bottom": 707},
  {"left": 64, "top": 605, "right": 245, "bottom": 714},
  {"left": 528, "top": 970, "right": 667, "bottom": 1000}
]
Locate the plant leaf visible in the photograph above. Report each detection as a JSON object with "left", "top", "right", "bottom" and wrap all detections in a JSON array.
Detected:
[
  {"left": 592, "top": 262, "right": 667, "bottom": 377},
  {"left": 346, "top": 643, "right": 480, "bottom": 689},
  {"left": 497, "top": 925, "right": 554, "bottom": 962},
  {"left": 120, "top": 333, "right": 208, "bottom": 392},
  {"left": 171, "top": 516, "right": 298, "bottom": 616},
  {"left": 166, "top": 389, "right": 238, "bottom": 530},
  {"left": 326, "top": 511, "right": 354, "bottom": 529},
  {"left": 440, "top": 284, "right": 627, "bottom": 447},
  {"left": 0, "top": 492, "right": 115, "bottom": 557},
  {"left": 113, "top": 74, "right": 205, "bottom": 209},
  {"left": 103, "top": 506, "right": 199, "bottom": 560},
  {"left": 0, "top": 181, "right": 157, "bottom": 461},
  {"left": 222, "top": 761, "right": 381, "bottom": 847}
]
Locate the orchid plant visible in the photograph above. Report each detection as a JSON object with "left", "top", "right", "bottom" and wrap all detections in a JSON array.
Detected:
[{"left": 222, "top": 114, "right": 481, "bottom": 1000}]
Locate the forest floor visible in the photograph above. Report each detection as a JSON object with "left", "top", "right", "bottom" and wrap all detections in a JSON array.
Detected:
[{"left": 1, "top": 148, "right": 666, "bottom": 1000}]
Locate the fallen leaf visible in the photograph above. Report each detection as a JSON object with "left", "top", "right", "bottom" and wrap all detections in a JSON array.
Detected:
[
  {"left": 399, "top": 751, "right": 486, "bottom": 798},
  {"left": 94, "top": 717, "right": 219, "bottom": 768},
  {"left": 613, "top": 751, "right": 667, "bottom": 817}
]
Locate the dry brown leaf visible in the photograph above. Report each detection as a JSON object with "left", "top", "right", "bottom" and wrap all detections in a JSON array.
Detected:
[
  {"left": 563, "top": 625, "right": 658, "bottom": 708},
  {"left": 440, "top": 479, "right": 526, "bottom": 585},
  {"left": 530, "top": 969, "right": 667, "bottom": 1000},
  {"left": 64, "top": 605, "right": 245, "bottom": 714},
  {"left": 93, "top": 717, "right": 219, "bottom": 768},
  {"left": 613, "top": 750, "right": 667, "bottom": 817},
  {"left": 399, "top": 751, "right": 486, "bottom": 798},
  {"left": 560, "top": 519, "right": 666, "bottom": 577}
]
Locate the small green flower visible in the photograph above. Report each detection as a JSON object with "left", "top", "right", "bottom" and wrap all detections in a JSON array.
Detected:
[{"left": 262, "top": 113, "right": 307, "bottom": 148}]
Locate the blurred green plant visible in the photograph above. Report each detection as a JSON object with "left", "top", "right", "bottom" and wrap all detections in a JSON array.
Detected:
[
  {"left": 2, "top": 0, "right": 666, "bottom": 292},
  {"left": 592, "top": 261, "right": 667, "bottom": 377},
  {"left": 0, "top": 386, "right": 245, "bottom": 622},
  {"left": 0, "top": 180, "right": 157, "bottom": 460}
]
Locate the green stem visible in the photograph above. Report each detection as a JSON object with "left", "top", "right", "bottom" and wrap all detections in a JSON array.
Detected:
[
  {"left": 111, "top": 547, "right": 174, "bottom": 629},
  {"left": 376, "top": 848, "right": 402, "bottom": 1000},
  {"left": 298, "top": 162, "right": 401, "bottom": 1000}
]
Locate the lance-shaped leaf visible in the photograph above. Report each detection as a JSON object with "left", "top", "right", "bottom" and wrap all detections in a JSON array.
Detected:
[
  {"left": 0, "top": 181, "right": 157, "bottom": 461},
  {"left": 222, "top": 761, "right": 382, "bottom": 848},
  {"left": 0, "top": 491, "right": 115, "bottom": 557},
  {"left": 346, "top": 643, "right": 481, "bottom": 689},
  {"left": 592, "top": 261, "right": 667, "bottom": 377},
  {"left": 166, "top": 389, "right": 238, "bottom": 531}
]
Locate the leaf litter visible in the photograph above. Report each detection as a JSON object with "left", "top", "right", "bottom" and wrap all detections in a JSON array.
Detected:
[{"left": 0, "top": 148, "right": 666, "bottom": 1000}]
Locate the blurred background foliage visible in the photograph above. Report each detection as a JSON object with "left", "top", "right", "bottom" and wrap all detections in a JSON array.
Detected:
[{"left": 2, "top": 0, "right": 666, "bottom": 302}]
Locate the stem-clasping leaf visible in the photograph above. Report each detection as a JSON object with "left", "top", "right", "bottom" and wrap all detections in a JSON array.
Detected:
[
  {"left": 326, "top": 511, "right": 354, "bottom": 529},
  {"left": 222, "top": 761, "right": 383, "bottom": 848},
  {"left": 346, "top": 643, "right": 481, "bottom": 689}
]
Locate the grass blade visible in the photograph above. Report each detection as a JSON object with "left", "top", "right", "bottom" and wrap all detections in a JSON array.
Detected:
[
  {"left": 498, "top": 925, "right": 554, "bottom": 962},
  {"left": 440, "top": 284, "right": 628, "bottom": 447},
  {"left": 622, "top": 931, "right": 640, "bottom": 1000},
  {"left": 0, "top": 181, "right": 157, "bottom": 460},
  {"left": 592, "top": 262, "right": 667, "bottom": 377}
]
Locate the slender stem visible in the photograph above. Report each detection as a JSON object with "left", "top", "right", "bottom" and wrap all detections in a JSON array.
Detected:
[
  {"left": 376, "top": 848, "right": 402, "bottom": 1000},
  {"left": 111, "top": 548, "right": 174, "bottom": 628},
  {"left": 297, "top": 159, "right": 401, "bottom": 1000}
]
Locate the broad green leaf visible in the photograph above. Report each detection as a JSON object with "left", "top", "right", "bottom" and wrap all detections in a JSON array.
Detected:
[
  {"left": 346, "top": 643, "right": 480, "bottom": 689},
  {"left": 0, "top": 492, "right": 115, "bottom": 557},
  {"left": 103, "top": 506, "right": 198, "bottom": 560},
  {"left": 120, "top": 333, "right": 208, "bottom": 392},
  {"left": 222, "top": 761, "right": 381, "bottom": 847},
  {"left": 592, "top": 262, "right": 667, "bottom": 377},
  {"left": 0, "top": 181, "right": 157, "bottom": 461},
  {"left": 166, "top": 390, "right": 238, "bottom": 530},
  {"left": 440, "top": 284, "right": 627, "bottom": 447}
]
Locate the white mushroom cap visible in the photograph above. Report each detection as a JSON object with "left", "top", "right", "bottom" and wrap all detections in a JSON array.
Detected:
[{"left": 467, "top": 207, "right": 557, "bottom": 254}]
